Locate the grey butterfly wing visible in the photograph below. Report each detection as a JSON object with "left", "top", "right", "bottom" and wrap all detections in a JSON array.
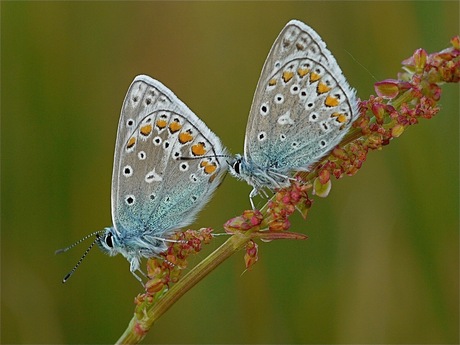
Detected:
[
  {"left": 244, "top": 20, "right": 358, "bottom": 173},
  {"left": 111, "top": 75, "right": 227, "bottom": 242}
]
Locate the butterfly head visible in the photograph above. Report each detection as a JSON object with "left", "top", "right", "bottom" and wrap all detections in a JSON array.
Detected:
[
  {"left": 96, "top": 226, "right": 147, "bottom": 274},
  {"left": 96, "top": 227, "right": 121, "bottom": 257},
  {"left": 227, "top": 154, "right": 244, "bottom": 178}
]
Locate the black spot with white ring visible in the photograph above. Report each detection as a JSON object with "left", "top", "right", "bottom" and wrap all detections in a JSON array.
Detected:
[
  {"left": 260, "top": 103, "right": 270, "bottom": 116},
  {"left": 138, "top": 151, "right": 146, "bottom": 160},
  {"left": 274, "top": 94, "right": 284, "bottom": 104},
  {"left": 153, "top": 136, "right": 162, "bottom": 146},
  {"left": 299, "top": 89, "right": 308, "bottom": 100},
  {"left": 290, "top": 84, "right": 300, "bottom": 94},
  {"left": 180, "top": 162, "right": 189, "bottom": 171},
  {"left": 125, "top": 195, "right": 135, "bottom": 206},
  {"left": 123, "top": 165, "right": 133, "bottom": 177},
  {"left": 258, "top": 131, "right": 267, "bottom": 142}
]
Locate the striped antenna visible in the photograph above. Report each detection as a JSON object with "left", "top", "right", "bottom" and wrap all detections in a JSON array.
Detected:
[
  {"left": 179, "top": 153, "right": 231, "bottom": 161},
  {"left": 56, "top": 231, "right": 104, "bottom": 283}
]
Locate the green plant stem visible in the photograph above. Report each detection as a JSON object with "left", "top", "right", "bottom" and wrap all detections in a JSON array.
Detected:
[{"left": 115, "top": 231, "right": 253, "bottom": 344}]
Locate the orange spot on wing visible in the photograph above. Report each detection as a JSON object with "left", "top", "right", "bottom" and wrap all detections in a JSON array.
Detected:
[
  {"left": 200, "top": 159, "right": 217, "bottom": 174},
  {"left": 140, "top": 124, "right": 152, "bottom": 136},
  {"left": 179, "top": 130, "right": 193, "bottom": 144},
  {"left": 310, "top": 72, "right": 321, "bottom": 82},
  {"left": 332, "top": 112, "right": 347, "bottom": 123},
  {"left": 282, "top": 71, "right": 294, "bottom": 83},
  {"left": 127, "top": 137, "right": 136, "bottom": 149},
  {"left": 156, "top": 119, "right": 167, "bottom": 129},
  {"left": 208, "top": 174, "right": 217, "bottom": 183},
  {"left": 268, "top": 78, "right": 277, "bottom": 86},
  {"left": 191, "top": 142, "right": 206, "bottom": 156},
  {"left": 169, "top": 121, "right": 182, "bottom": 133},
  {"left": 204, "top": 162, "right": 217, "bottom": 174},
  {"left": 317, "top": 81, "right": 331, "bottom": 94},
  {"left": 297, "top": 68, "right": 309, "bottom": 78},
  {"left": 325, "top": 95, "right": 339, "bottom": 107}
]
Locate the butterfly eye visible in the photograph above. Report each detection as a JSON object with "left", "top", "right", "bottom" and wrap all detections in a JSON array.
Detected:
[
  {"left": 232, "top": 159, "right": 241, "bottom": 175},
  {"left": 105, "top": 233, "right": 114, "bottom": 248}
]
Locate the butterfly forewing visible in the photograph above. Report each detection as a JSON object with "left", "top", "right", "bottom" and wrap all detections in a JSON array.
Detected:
[
  {"left": 244, "top": 20, "right": 358, "bottom": 172},
  {"left": 112, "top": 75, "right": 226, "bottom": 238}
]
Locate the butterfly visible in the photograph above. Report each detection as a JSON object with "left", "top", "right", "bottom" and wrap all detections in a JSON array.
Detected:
[
  {"left": 227, "top": 20, "right": 359, "bottom": 207},
  {"left": 57, "top": 75, "right": 227, "bottom": 282}
]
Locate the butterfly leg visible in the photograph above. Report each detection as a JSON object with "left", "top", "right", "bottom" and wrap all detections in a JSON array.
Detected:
[
  {"left": 131, "top": 270, "right": 146, "bottom": 285},
  {"left": 249, "top": 188, "right": 258, "bottom": 209}
]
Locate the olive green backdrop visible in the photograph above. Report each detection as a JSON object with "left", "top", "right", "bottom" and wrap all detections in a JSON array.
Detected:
[{"left": 2, "top": 1, "right": 458, "bottom": 344}]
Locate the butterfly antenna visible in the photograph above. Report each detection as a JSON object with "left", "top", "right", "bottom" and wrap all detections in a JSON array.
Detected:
[
  {"left": 344, "top": 48, "right": 378, "bottom": 82},
  {"left": 179, "top": 153, "right": 231, "bottom": 161},
  {"left": 61, "top": 235, "right": 100, "bottom": 283},
  {"left": 55, "top": 230, "right": 104, "bottom": 254}
]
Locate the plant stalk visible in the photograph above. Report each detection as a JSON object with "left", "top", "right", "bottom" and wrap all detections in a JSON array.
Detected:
[{"left": 115, "top": 231, "right": 252, "bottom": 344}]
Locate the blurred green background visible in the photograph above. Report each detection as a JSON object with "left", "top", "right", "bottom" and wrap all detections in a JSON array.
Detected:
[{"left": 2, "top": 2, "right": 458, "bottom": 344}]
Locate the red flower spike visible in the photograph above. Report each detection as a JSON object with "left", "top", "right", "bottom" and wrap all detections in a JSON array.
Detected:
[
  {"left": 244, "top": 240, "right": 259, "bottom": 269},
  {"left": 413, "top": 48, "right": 428, "bottom": 73},
  {"left": 371, "top": 103, "right": 386, "bottom": 124},
  {"left": 332, "top": 147, "right": 349, "bottom": 161},
  {"left": 145, "top": 278, "right": 165, "bottom": 295},
  {"left": 375, "top": 79, "right": 400, "bottom": 99},
  {"left": 224, "top": 210, "right": 264, "bottom": 233},
  {"left": 134, "top": 293, "right": 153, "bottom": 319},
  {"left": 268, "top": 218, "right": 291, "bottom": 231},
  {"left": 266, "top": 180, "right": 312, "bottom": 230},
  {"left": 133, "top": 323, "right": 148, "bottom": 338},
  {"left": 313, "top": 177, "right": 332, "bottom": 198},
  {"left": 451, "top": 36, "right": 460, "bottom": 50},
  {"left": 428, "top": 84, "right": 442, "bottom": 101},
  {"left": 140, "top": 228, "right": 214, "bottom": 301},
  {"left": 318, "top": 169, "right": 330, "bottom": 185},
  {"left": 257, "top": 231, "right": 308, "bottom": 242}
]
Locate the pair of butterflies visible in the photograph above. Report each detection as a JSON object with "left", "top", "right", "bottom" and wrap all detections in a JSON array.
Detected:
[{"left": 59, "top": 20, "right": 358, "bottom": 282}]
